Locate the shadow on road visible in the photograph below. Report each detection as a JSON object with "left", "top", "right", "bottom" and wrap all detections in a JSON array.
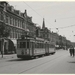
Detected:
[
  {"left": 7, "top": 58, "right": 35, "bottom": 62},
  {"left": 68, "top": 61, "right": 75, "bottom": 63},
  {"left": 7, "top": 54, "right": 52, "bottom": 62}
]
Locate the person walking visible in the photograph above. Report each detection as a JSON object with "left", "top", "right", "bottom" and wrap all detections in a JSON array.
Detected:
[
  {"left": 72, "top": 47, "right": 74, "bottom": 57},
  {"left": 69, "top": 47, "right": 72, "bottom": 56},
  {"left": 69, "top": 46, "right": 74, "bottom": 57}
]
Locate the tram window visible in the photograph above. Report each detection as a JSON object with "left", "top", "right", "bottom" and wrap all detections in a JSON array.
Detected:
[
  {"left": 37, "top": 43, "right": 39, "bottom": 48},
  {"left": 43, "top": 44, "right": 44, "bottom": 48},
  {"left": 27, "top": 42, "right": 29, "bottom": 48},
  {"left": 38, "top": 43, "right": 40, "bottom": 48},
  {"left": 42, "top": 43, "right": 43, "bottom": 48},
  {"left": 35, "top": 43, "right": 36, "bottom": 48},
  {"left": 39, "top": 43, "right": 41, "bottom": 48},
  {"left": 20, "top": 42, "right": 22, "bottom": 48},
  {"left": 35, "top": 43, "right": 37, "bottom": 48},
  {"left": 17, "top": 42, "right": 20, "bottom": 48},
  {"left": 20, "top": 42, "right": 26, "bottom": 48},
  {"left": 23, "top": 42, "right": 26, "bottom": 48},
  {"left": 40, "top": 43, "right": 41, "bottom": 48},
  {"left": 40, "top": 43, "right": 42, "bottom": 48}
]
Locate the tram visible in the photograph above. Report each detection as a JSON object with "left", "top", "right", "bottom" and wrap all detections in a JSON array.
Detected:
[{"left": 17, "top": 35, "right": 56, "bottom": 58}]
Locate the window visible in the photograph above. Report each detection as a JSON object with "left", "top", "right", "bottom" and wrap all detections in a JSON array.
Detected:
[
  {"left": 36, "top": 43, "right": 39, "bottom": 48},
  {"left": 15, "top": 19, "right": 17, "bottom": 26},
  {"left": 0, "top": 11, "right": 3, "bottom": 21},
  {"left": 10, "top": 17, "right": 12, "bottom": 25},
  {"left": 13, "top": 18, "right": 14, "bottom": 26},
  {"left": 20, "top": 21, "right": 22, "bottom": 28},
  {"left": 20, "top": 42, "right": 26, "bottom": 48},
  {"left": 10, "top": 31, "right": 13, "bottom": 38},
  {"left": 14, "top": 19, "right": 15, "bottom": 26},
  {"left": 18, "top": 20, "right": 19, "bottom": 27},
  {"left": 8, "top": 16, "right": 9, "bottom": 24},
  {"left": 1, "top": 12, "right": 3, "bottom": 20},
  {"left": 15, "top": 32, "right": 17, "bottom": 38},
  {"left": 13, "top": 31, "right": 14, "bottom": 38},
  {"left": 22, "top": 21, "right": 23, "bottom": 28},
  {"left": 16, "top": 20, "right": 18, "bottom": 27},
  {"left": 17, "top": 42, "right": 20, "bottom": 48},
  {"left": 0, "top": 11, "right": 1, "bottom": 20},
  {"left": 6, "top": 15, "right": 9, "bottom": 23},
  {"left": 27, "top": 42, "right": 29, "bottom": 48},
  {"left": 11, "top": 18, "right": 13, "bottom": 25}
]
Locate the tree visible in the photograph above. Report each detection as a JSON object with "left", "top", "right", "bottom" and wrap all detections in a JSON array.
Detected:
[{"left": 0, "top": 23, "right": 10, "bottom": 58}]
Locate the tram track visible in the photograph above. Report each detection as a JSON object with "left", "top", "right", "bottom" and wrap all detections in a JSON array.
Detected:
[
  {"left": 0, "top": 50, "right": 68, "bottom": 73},
  {"left": 18, "top": 51, "right": 68, "bottom": 74},
  {"left": 0, "top": 51, "right": 63, "bottom": 68}
]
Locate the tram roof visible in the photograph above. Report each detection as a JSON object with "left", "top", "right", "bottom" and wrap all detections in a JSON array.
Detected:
[{"left": 35, "top": 37, "right": 44, "bottom": 41}]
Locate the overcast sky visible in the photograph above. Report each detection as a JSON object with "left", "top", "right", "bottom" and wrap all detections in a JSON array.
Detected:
[{"left": 8, "top": 1, "right": 75, "bottom": 42}]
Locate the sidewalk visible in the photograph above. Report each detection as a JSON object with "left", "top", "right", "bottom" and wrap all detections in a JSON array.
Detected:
[{"left": 0, "top": 54, "right": 17, "bottom": 60}]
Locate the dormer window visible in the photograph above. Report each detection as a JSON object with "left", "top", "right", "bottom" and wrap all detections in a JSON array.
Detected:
[{"left": 11, "top": 6, "right": 14, "bottom": 12}]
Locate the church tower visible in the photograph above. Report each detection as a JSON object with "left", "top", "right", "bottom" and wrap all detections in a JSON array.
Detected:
[{"left": 42, "top": 18, "right": 45, "bottom": 29}]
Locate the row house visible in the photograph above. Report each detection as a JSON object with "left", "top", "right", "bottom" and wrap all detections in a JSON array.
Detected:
[
  {"left": 36, "top": 18, "right": 59, "bottom": 46},
  {"left": 0, "top": 1, "right": 73, "bottom": 53},
  {"left": 51, "top": 32, "right": 59, "bottom": 45},
  {"left": 0, "top": 1, "right": 36, "bottom": 54},
  {"left": 25, "top": 10, "right": 36, "bottom": 37},
  {"left": 41, "top": 18, "right": 50, "bottom": 40},
  {"left": 36, "top": 18, "right": 71, "bottom": 49},
  {"left": 0, "top": 2, "right": 4, "bottom": 53},
  {"left": 0, "top": 2, "right": 26, "bottom": 41},
  {"left": 36, "top": 26, "right": 41, "bottom": 37}
]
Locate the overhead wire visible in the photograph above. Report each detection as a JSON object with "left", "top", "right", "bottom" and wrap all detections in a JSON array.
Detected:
[
  {"left": 13, "top": 2, "right": 75, "bottom": 31},
  {"left": 23, "top": 2, "right": 54, "bottom": 26}
]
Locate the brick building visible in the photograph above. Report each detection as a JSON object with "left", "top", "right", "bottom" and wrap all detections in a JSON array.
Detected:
[
  {"left": 0, "top": 1, "right": 36, "bottom": 53},
  {"left": 0, "top": 2, "right": 4, "bottom": 53},
  {"left": 0, "top": 1, "right": 73, "bottom": 54}
]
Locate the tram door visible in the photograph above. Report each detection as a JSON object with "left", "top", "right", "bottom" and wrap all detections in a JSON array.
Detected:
[
  {"left": 45, "top": 43, "right": 49, "bottom": 54},
  {"left": 30, "top": 42, "right": 35, "bottom": 56}
]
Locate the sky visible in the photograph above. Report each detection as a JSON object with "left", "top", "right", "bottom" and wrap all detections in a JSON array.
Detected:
[{"left": 7, "top": 1, "right": 75, "bottom": 42}]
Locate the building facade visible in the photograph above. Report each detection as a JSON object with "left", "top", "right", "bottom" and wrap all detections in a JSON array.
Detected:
[
  {"left": 0, "top": 1, "right": 73, "bottom": 54},
  {"left": 0, "top": 2, "right": 36, "bottom": 53}
]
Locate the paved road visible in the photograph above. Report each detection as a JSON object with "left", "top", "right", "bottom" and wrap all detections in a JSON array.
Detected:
[{"left": 0, "top": 50, "right": 75, "bottom": 74}]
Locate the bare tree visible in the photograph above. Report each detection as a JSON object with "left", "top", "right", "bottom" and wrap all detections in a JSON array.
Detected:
[{"left": 0, "top": 23, "right": 10, "bottom": 58}]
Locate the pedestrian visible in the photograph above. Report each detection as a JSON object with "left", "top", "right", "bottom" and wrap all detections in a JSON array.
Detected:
[
  {"left": 72, "top": 47, "right": 74, "bottom": 57},
  {"left": 69, "top": 47, "right": 72, "bottom": 56},
  {"left": 69, "top": 46, "right": 74, "bottom": 57}
]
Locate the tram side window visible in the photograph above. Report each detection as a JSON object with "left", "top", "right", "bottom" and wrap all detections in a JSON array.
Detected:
[
  {"left": 27, "top": 42, "right": 29, "bottom": 48},
  {"left": 17, "top": 41, "right": 19, "bottom": 48},
  {"left": 20, "top": 42, "right": 22, "bottom": 48},
  {"left": 43, "top": 43, "right": 44, "bottom": 48},
  {"left": 40, "top": 43, "right": 42, "bottom": 48},
  {"left": 35, "top": 43, "right": 38, "bottom": 48},
  {"left": 36, "top": 43, "right": 39, "bottom": 48},
  {"left": 42, "top": 43, "right": 43, "bottom": 48},
  {"left": 20, "top": 42, "right": 26, "bottom": 48},
  {"left": 37, "top": 43, "right": 39, "bottom": 48},
  {"left": 39, "top": 43, "right": 41, "bottom": 48}
]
